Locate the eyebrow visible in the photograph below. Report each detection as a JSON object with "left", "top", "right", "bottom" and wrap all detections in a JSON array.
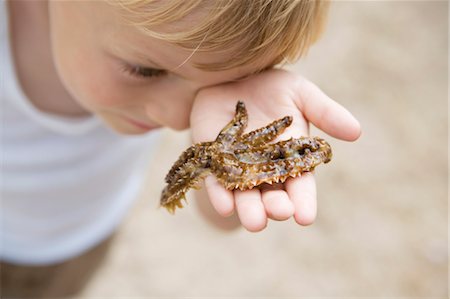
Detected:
[
  {"left": 106, "top": 43, "right": 160, "bottom": 69},
  {"left": 130, "top": 49, "right": 190, "bottom": 76},
  {"left": 128, "top": 46, "right": 202, "bottom": 78},
  {"left": 133, "top": 52, "right": 165, "bottom": 69},
  {"left": 115, "top": 42, "right": 212, "bottom": 78},
  {"left": 112, "top": 44, "right": 249, "bottom": 82},
  {"left": 136, "top": 53, "right": 195, "bottom": 80}
]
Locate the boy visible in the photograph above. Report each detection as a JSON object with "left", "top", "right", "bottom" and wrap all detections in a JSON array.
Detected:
[{"left": 1, "top": 0, "right": 361, "bottom": 297}]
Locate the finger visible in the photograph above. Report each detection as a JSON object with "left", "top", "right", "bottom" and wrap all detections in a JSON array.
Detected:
[
  {"left": 235, "top": 189, "right": 267, "bottom": 232},
  {"left": 260, "top": 183, "right": 295, "bottom": 221},
  {"left": 204, "top": 176, "right": 235, "bottom": 217},
  {"left": 295, "top": 79, "right": 361, "bottom": 141},
  {"left": 286, "top": 172, "right": 317, "bottom": 226}
]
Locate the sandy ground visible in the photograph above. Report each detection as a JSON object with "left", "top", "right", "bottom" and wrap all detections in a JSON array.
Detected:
[{"left": 81, "top": 1, "right": 448, "bottom": 298}]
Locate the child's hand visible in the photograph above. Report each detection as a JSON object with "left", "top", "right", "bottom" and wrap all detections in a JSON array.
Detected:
[{"left": 190, "top": 69, "right": 361, "bottom": 232}]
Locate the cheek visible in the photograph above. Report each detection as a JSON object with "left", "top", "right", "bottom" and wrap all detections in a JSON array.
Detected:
[
  {"left": 144, "top": 78, "right": 196, "bottom": 130},
  {"left": 50, "top": 9, "right": 126, "bottom": 111},
  {"left": 77, "top": 68, "right": 127, "bottom": 109},
  {"left": 53, "top": 44, "right": 128, "bottom": 111}
]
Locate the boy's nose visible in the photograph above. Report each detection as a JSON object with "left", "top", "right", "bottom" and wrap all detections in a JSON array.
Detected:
[{"left": 143, "top": 102, "right": 191, "bottom": 131}]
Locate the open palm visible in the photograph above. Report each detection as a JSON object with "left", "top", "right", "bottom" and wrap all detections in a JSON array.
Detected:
[{"left": 190, "top": 69, "right": 360, "bottom": 232}]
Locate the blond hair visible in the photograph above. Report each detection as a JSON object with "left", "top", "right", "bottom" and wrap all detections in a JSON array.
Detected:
[{"left": 110, "top": 0, "right": 329, "bottom": 71}]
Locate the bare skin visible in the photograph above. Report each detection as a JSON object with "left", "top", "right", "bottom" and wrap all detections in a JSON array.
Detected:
[
  {"left": 191, "top": 70, "right": 360, "bottom": 231},
  {"left": 8, "top": 1, "right": 361, "bottom": 232},
  {"left": 9, "top": 1, "right": 88, "bottom": 117},
  {"left": 160, "top": 101, "right": 332, "bottom": 214}
]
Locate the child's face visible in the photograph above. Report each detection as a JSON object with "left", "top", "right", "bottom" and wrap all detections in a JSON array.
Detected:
[{"left": 49, "top": 1, "right": 264, "bottom": 134}]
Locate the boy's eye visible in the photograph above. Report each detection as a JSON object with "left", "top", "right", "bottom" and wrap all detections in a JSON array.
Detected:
[{"left": 122, "top": 64, "right": 167, "bottom": 79}]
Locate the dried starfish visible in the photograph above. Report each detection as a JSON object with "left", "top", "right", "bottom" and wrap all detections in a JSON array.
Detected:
[{"left": 161, "top": 101, "right": 332, "bottom": 213}]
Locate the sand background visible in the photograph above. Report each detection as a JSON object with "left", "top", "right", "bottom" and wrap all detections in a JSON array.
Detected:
[{"left": 81, "top": 1, "right": 448, "bottom": 297}]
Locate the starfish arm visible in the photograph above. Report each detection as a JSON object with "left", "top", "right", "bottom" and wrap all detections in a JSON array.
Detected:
[
  {"left": 160, "top": 167, "right": 211, "bottom": 214},
  {"left": 165, "top": 142, "right": 213, "bottom": 184},
  {"left": 215, "top": 101, "right": 248, "bottom": 146},
  {"left": 239, "top": 115, "right": 292, "bottom": 147},
  {"left": 212, "top": 137, "right": 332, "bottom": 190},
  {"left": 161, "top": 142, "right": 215, "bottom": 213}
]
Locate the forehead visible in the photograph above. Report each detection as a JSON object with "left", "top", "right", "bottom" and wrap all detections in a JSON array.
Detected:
[
  {"left": 102, "top": 2, "right": 270, "bottom": 83},
  {"left": 108, "top": 1, "right": 276, "bottom": 68},
  {"left": 126, "top": 38, "right": 256, "bottom": 85}
]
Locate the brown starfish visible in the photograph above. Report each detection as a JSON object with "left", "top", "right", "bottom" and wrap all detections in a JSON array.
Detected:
[{"left": 160, "top": 101, "right": 332, "bottom": 213}]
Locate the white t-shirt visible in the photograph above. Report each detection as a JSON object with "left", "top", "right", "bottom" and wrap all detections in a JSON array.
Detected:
[{"left": 0, "top": 1, "right": 160, "bottom": 265}]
